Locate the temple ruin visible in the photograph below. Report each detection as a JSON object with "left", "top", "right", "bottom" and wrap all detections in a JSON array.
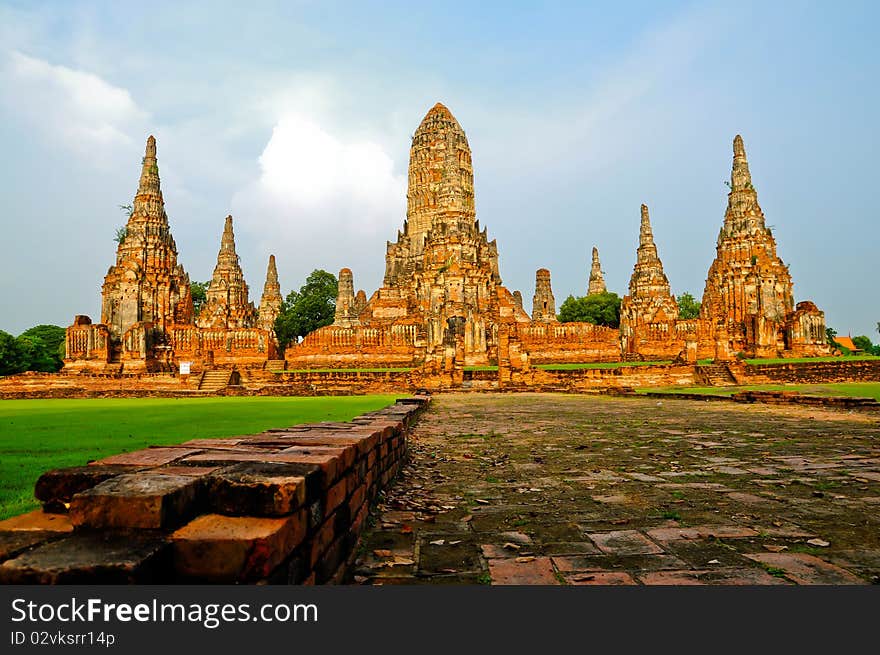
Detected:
[{"left": 65, "top": 106, "right": 829, "bottom": 377}]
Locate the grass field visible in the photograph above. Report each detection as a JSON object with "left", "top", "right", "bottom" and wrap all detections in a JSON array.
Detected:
[
  {"left": 0, "top": 395, "right": 397, "bottom": 520},
  {"left": 640, "top": 382, "right": 880, "bottom": 401}
]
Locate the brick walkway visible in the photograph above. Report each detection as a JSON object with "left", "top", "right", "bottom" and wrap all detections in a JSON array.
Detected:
[{"left": 352, "top": 393, "right": 879, "bottom": 585}]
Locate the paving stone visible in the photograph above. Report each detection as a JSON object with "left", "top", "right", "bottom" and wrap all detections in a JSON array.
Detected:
[
  {"left": 541, "top": 541, "right": 601, "bottom": 555},
  {"left": 488, "top": 556, "right": 560, "bottom": 585},
  {"left": 172, "top": 512, "right": 308, "bottom": 582},
  {"left": 565, "top": 571, "right": 637, "bottom": 585},
  {"left": 646, "top": 525, "right": 758, "bottom": 542},
  {"left": 69, "top": 474, "right": 200, "bottom": 529},
  {"left": 744, "top": 553, "right": 866, "bottom": 585},
  {"left": 588, "top": 530, "right": 664, "bottom": 555},
  {"left": 34, "top": 464, "right": 143, "bottom": 505},
  {"left": 0, "top": 532, "right": 171, "bottom": 584},
  {"left": 0, "top": 510, "right": 73, "bottom": 533},
  {"left": 551, "top": 555, "right": 608, "bottom": 572},
  {"left": 480, "top": 544, "right": 511, "bottom": 559},
  {"left": 726, "top": 492, "right": 773, "bottom": 504},
  {"left": 207, "top": 462, "right": 306, "bottom": 516},
  {"left": 639, "top": 568, "right": 790, "bottom": 585},
  {"left": 91, "top": 447, "right": 201, "bottom": 467},
  {"left": 417, "top": 537, "right": 482, "bottom": 575}
]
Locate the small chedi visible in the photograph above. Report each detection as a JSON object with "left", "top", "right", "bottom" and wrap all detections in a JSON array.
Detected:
[
  {"left": 587, "top": 247, "right": 607, "bottom": 296},
  {"left": 65, "top": 137, "right": 280, "bottom": 373},
  {"left": 65, "top": 105, "right": 829, "bottom": 376}
]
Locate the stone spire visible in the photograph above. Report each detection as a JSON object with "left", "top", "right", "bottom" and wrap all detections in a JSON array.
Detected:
[
  {"left": 532, "top": 269, "right": 557, "bottom": 323},
  {"left": 629, "top": 204, "right": 672, "bottom": 299},
  {"left": 587, "top": 246, "right": 607, "bottom": 295},
  {"left": 334, "top": 268, "right": 358, "bottom": 327},
  {"left": 101, "top": 135, "right": 193, "bottom": 339},
  {"left": 407, "top": 103, "right": 475, "bottom": 238},
  {"left": 257, "top": 254, "right": 283, "bottom": 331},
  {"left": 197, "top": 215, "right": 257, "bottom": 329},
  {"left": 700, "top": 135, "right": 811, "bottom": 356}
]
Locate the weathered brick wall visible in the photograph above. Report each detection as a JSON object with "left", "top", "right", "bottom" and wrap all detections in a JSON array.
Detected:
[
  {"left": 743, "top": 359, "right": 880, "bottom": 383},
  {"left": 513, "top": 365, "right": 696, "bottom": 391},
  {"left": 0, "top": 396, "right": 429, "bottom": 584}
]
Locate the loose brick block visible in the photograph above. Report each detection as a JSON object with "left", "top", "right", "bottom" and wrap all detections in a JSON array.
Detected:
[
  {"left": 70, "top": 474, "right": 200, "bottom": 530},
  {"left": 207, "top": 462, "right": 306, "bottom": 516},
  {"left": 0, "top": 532, "right": 171, "bottom": 584},
  {"left": 172, "top": 512, "right": 307, "bottom": 583},
  {"left": 34, "top": 465, "right": 142, "bottom": 505},
  {"left": 91, "top": 447, "right": 201, "bottom": 467},
  {"left": 0, "top": 510, "right": 73, "bottom": 533}
]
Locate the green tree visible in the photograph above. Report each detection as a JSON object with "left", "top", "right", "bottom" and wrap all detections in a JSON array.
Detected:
[
  {"left": 18, "top": 325, "right": 66, "bottom": 371},
  {"left": 191, "top": 281, "right": 209, "bottom": 315},
  {"left": 557, "top": 292, "right": 621, "bottom": 328},
  {"left": 275, "top": 269, "right": 338, "bottom": 350},
  {"left": 0, "top": 330, "right": 25, "bottom": 376},
  {"left": 677, "top": 292, "right": 701, "bottom": 319},
  {"left": 825, "top": 327, "right": 837, "bottom": 344},
  {"left": 852, "top": 335, "right": 872, "bottom": 353}
]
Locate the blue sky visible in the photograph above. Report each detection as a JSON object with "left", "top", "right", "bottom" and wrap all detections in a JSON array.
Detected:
[{"left": 1, "top": 0, "right": 877, "bottom": 338}]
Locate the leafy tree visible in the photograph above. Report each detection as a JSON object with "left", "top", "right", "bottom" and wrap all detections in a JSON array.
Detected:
[
  {"left": 825, "top": 327, "right": 837, "bottom": 344},
  {"left": 274, "top": 270, "right": 338, "bottom": 350},
  {"left": 0, "top": 330, "right": 25, "bottom": 376},
  {"left": 852, "top": 335, "right": 873, "bottom": 353},
  {"left": 19, "top": 325, "right": 66, "bottom": 371},
  {"left": 191, "top": 281, "right": 209, "bottom": 315},
  {"left": 557, "top": 292, "right": 621, "bottom": 328},
  {"left": 677, "top": 292, "right": 701, "bottom": 319}
]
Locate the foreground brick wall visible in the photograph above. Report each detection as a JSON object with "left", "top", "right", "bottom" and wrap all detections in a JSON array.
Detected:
[{"left": 0, "top": 396, "right": 429, "bottom": 584}]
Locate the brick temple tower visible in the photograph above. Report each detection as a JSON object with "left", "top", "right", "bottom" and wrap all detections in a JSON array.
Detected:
[
  {"left": 619, "top": 204, "right": 680, "bottom": 357},
  {"left": 198, "top": 215, "right": 257, "bottom": 329},
  {"left": 257, "top": 254, "right": 283, "bottom": 332},
  {"left": 701, "top": 136, "right": 827, "bottom": 357},
  {"left": 587, "top": 246, "right": 607, "bottom": 296}
]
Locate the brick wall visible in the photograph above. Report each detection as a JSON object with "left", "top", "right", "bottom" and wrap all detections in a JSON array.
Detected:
[
  {"left": 0, "top": 396, "right": 429, "bottom": 584},
  {"left": 743, "top": 359, "right": 880, "bottom": 383}
]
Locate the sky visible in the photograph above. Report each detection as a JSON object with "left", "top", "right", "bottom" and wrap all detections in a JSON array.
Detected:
[{"left": 0, "top": 0, "right": 877, "bottom": 339}]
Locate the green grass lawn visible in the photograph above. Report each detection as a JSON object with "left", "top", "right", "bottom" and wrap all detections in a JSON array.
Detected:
[
  {"left": 536, "top": 361, "right": 671, "bottom": 370},
  {"left": 0, "top": 395, "right": 397, "bottom": 520},
  {"left": 639, "top": 382, "right": 880, "bottom": 401},
  {"left": 745, "top": 355, "right": 880, "bottom": 365}
]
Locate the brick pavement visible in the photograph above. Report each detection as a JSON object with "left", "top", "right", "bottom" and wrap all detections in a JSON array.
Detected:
[{"left": 353, "top": 393, "right": 879, "bottom": 585}]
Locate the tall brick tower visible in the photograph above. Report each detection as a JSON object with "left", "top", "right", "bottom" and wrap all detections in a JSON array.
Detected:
[
  {"left": 701, "top": 135, "right": 827, "bottom": 357},
  {"left": 100, "top": 135, "right": 193, "bottom": 344}
]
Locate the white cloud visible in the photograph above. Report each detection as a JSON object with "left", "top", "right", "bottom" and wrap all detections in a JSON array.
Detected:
[
  {"left": 0, "top": 50, "right": 148, "bottom": 155},
  {"left": 231, "top": 113, "right": 406, "bottom": 290}
]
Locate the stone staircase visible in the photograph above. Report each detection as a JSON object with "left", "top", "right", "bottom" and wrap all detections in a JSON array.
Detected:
[
  {"left": 696, "top": 363, "right": 737, "bottom": 386},
  {"left": 265, "top": 359, "right": 287, "bottom": 371},
  {"left": 198, "top": 369, "right": 232, "bottom": 391}
]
